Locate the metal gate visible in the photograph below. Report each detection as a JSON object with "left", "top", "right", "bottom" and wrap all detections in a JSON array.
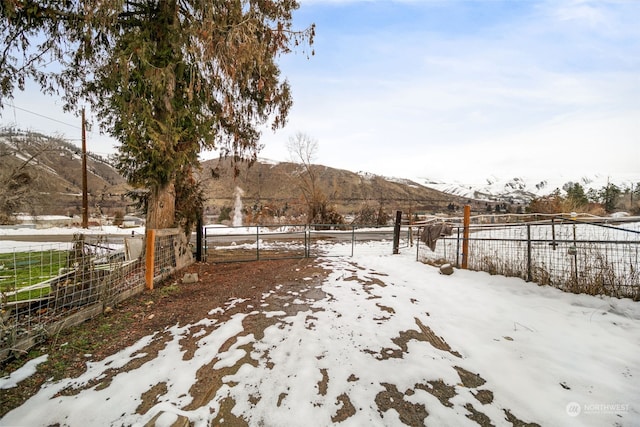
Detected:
[{"left": 202, "top": 224, "right": 412, "bottom": 263}]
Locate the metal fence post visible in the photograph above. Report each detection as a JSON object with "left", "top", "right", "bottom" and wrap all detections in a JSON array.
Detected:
[
  {"left": 455, "top": 227, "right": 461, "bottom": 268},
  {"left": 393, "top": 210, "right": 402, "bottom": 254},
  {"left": 572, "top": 223, "right": 578, "bottom": 284},
  {"left": 196, "top": 216, "right": 203, "bottom": 262},
  {"left": 203, "top": 226, "right": 208, "bottom": 262},
  {"left": 461, "top": 205, "right": 470, "bottom": 269},
  {"left": 351, "top": 225, "right": 355, "bottom": 257},
  {"left": 304, "top": 225, "right": 308, "bottom": 258},
  {"left": 527, "top": 224, "right": 532, "bottom": 282}
]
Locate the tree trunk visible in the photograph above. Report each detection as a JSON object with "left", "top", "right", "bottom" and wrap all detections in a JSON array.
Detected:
[
  {"left": 147, "top": 182, "right": 176, "bottom": 229},
  {"left": 142, "top": 0, "right": 178, "bottom": 232}
]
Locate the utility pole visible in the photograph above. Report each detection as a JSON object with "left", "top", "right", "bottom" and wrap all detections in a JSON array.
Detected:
[{"left": 81, "top": 108, "right": 88, "bottom": 228}]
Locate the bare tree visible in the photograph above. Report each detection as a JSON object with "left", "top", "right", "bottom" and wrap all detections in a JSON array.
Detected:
[{"left": 287, "top": 132, "right": 342, "bottom": 225}]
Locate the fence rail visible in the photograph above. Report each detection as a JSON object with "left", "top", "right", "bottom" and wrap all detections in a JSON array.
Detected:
[
  {"left": 0, "top": 229, "right": 191, "bottom": 362},
  {"left": 417, "top": 219, "right": 640, "bottom": 300}
]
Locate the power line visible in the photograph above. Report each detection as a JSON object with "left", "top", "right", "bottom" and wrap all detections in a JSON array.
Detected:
[
  {"left": 5, "top": 102, "right": 81, "bottom": 130},
  {"left": 3, "top": 104, "right": 117, "bottom": 155}
]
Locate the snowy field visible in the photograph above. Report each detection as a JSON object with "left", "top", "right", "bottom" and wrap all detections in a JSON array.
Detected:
[{"left": 1, "top": 240, "right": 639, "bottom": 426}]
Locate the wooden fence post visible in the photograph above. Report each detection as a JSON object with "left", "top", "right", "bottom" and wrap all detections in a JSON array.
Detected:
[
  {"left": 461, "top": 205, "right": 470, "bottom": 269},
  {"left": 145, "top": 229, "right": 156, "bottom": 290}
]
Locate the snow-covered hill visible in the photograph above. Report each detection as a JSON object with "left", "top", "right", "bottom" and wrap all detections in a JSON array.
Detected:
[
  {"left": 0, "top": 128, "right": 129, "bottom": 216},
  {"left": 416, "top": 173, "right": 640, "bottom": 205}
]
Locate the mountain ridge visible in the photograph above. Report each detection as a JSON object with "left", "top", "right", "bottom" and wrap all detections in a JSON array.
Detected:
[
  {"left": 0, "top": 130, "right": 476, "bottom": 221},
  {"left": 416, "top": 173, "right": 640, "bottom": 206},
  {"left": 0, "top": 129, "right": 129, "bottom": 219},
  {"left": 197, "top": 157, "right": 477, "bottom": 220},
  {"left": 3, "top": 129, "right": 637, "bottom": 221}
]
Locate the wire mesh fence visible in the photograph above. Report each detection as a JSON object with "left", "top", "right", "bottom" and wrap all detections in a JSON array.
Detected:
[
  {"left": 203, "top": 224, "right": 413, "bottom": 262},
  {"left": 0, "top": 229, "right": 189, "bottom": 361},
  {"left": 417, "top": 219, "right": 640, "bottom": 300}
]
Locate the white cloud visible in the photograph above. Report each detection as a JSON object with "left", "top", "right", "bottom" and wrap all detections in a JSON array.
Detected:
[{"left": 549, "top": 0, "right": 613, "bottom": 27}]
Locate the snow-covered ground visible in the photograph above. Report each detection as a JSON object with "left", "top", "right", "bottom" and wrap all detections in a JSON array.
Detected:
[{"left": 1, "top": 240, "right": 638, "bottom": 426}]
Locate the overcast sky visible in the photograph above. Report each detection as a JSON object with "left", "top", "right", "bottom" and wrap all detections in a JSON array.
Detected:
[{"left": 3, "top": 0, "right": 639, "bottom": 184}]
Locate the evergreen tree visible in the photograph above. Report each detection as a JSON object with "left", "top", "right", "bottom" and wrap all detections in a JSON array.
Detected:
[
  {"left": 598, "top": 183, "right": 621, "bottom": 213},
  {"left": 586, "top": 188, "right": 599, "bottom": 204},
  {"left": 1, "top": 1, "right": 314, "bottom": 230},
  {"left": 633, "top": 183, "right": 640, "bottom": 203},
  {"left": 564, "top": 182, "right": 589, "bottom": 208}
]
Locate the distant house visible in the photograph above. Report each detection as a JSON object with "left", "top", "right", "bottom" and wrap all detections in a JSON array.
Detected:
[
  {"left": 121, "top": 216, "right": 146, "bottom": 228},
  {"left": 16, "top": 215, "right": 74, "bottom": 229}
]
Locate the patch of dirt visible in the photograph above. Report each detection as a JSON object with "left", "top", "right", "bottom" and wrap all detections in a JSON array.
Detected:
[
  {"left": 368, "top": 317, "right": 462, "bottom": 361},
  {"left": 415, "top": 379, "right": 456, "bottom": 408},
  {"left": 375, "top": 382, "right": 429, "bottom": 427},
  {"left": 464, "top": 402, "right": 494, "bottom": 427},
  {"left": 504, "top": 409, "right": 542, "bottom": 427},
  {"left": 415, "top": 317, "right": 462, "bottom": 358},
  {"left": 317, "top": 368, "right": 329, "bottom": 396},
  {"left": 137, "top": 382, "right": 168, "bottom": 415},
  {"left": 454, "top": 366, "right": 487, "bottom": 388},
  {"left": 473, "top": 389, "right": 494, "bottom": 405},
  {"left": 332, "top": 392, "right": 356, "bottom": 422}
]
